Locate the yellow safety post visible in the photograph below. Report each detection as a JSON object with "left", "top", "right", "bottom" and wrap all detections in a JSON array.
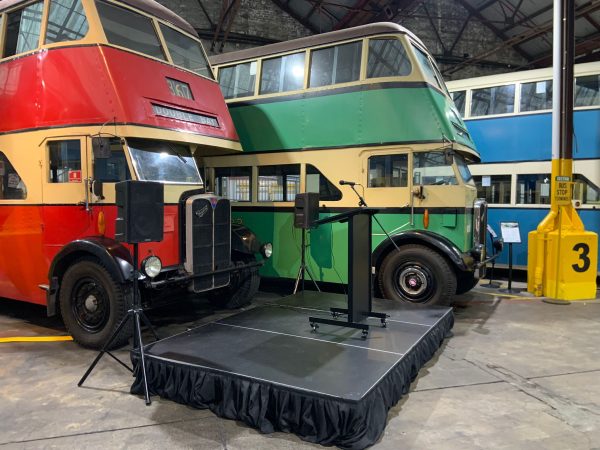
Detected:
[{"left": 527, "top": 0, "right": 598, "bottom": 301}]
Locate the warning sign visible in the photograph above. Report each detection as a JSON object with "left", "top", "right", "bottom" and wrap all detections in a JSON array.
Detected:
[
  {"left": 553, "top": 176, "right": 572, "bottom": 206},
  {"left": 69, "top": 170, "right": 82, "bottom": 183}
]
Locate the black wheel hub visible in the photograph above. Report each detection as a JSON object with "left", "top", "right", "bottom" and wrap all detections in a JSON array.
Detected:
[
  {"left": 71, "top": 277, "right": 110, "bottom": 333},
  {"left": 394, "top": 263, "right": 434, "bottom": 303}
]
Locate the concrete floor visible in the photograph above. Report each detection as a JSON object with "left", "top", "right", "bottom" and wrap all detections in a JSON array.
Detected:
[{"left": 1, "top": 281, "right": 599, "bottom": 449}]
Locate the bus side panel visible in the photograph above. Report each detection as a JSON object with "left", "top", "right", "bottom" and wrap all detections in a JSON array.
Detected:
[
  {"left": 466, "top": 109, "right": 600, "bottom": 163},
  {"left": 0, "top": 206, "right": 46, "bottom": 304}
]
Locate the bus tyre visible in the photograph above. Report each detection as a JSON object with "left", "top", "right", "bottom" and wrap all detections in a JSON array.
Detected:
[
  {"left": 208, "top": 255, "right": 260, "bottom": 309},
  {"left": 59, "top": 258, "right": 131, "bottom": 349},
  {"left": 455, "top": 273, "right": 479, "bottom": 295},
  {"left": 378, "top": 245, "right": 456, "bottom": 306}
]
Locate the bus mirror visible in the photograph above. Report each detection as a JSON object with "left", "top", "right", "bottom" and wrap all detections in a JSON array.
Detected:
[
  {"left": 91, "top": 180, "right": 104, "bottom": 199},
  {"left": 92, "top": 137, "right": 111, "bottom": 159}
]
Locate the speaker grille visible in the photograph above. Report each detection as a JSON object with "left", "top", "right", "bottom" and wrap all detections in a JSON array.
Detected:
[{"left": 184, "top": 195, "right": 231, "bottom": 292}]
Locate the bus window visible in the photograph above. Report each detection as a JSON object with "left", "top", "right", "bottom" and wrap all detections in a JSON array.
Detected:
[
  {"left": 0, "top": 152, "right": 27, "bottom": 199},
  {"left": 45, "top": 0, "right": 89, "bottom": 44},
  {"left": 127, "top": 139, "right": 200, "bottom": 183},
  {"left": 93, "top": 138, "right": 131, "bottom": 182},
  {"left": 517, "top": 174, "right": 551, "bottom": 204},
  {"left": 4, "top": 1, "right": 44, "bottom": 58},
  {"left": 49, "top": 140, "right": 82, "bottom": 183},
  {"left": 412, "top": 46, "right": 440, "bottom": 89},
  {"left": 306, "top": 164, "right": 342, "bottom": 201},
  {"left": 259, "top": 52, "right": 305, "bottom": 95},
  {"left": 367, "top": 38, "right": 411, "bottom": 79},
  {"left": 450, "top": 91, "right": 466, "bottom": 117},
  {"left": 159, "top": 24, "right": 212, "bottom": 78},
  {"left": 471, "top": 84, "right": 515, "bottom": 116},
  {"left": 218, "top": 61, "right": 257, "bottom": 99},
  {"left": 258, "top": 164, "right": 300, "bottom": 202},
  {"left": 573, "top": 174, "right": 600, "bottom": 205},
  {"left": 473, "top": 175, "right": 511, "bottom": 204},
  {"left": 413, "top": 152, "right": 457, "bottom": 185},
  {"left": 96, "top": 1, "right": 166, "bottom": 61},
  {"left": 575, "top": 75, "right": 600, "bottom": 107},
  {"left": 520, "top": 80, "right": 552, "bottom": 112},
  {"left": 214, "top": 167, "right": 251, "bottom": 201},
  {"left": 368, "top": 154, "right": 408, "bottom": 187},
  {"left": 309, "top": 41, "right": 361, "bottom": 88}
]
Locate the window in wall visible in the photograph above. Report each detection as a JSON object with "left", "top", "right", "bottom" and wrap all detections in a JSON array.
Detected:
[
  {"left": 309, "top": 41, "right": 361, "bottom": 88},
  {"left": 451, "top": 91, "right": 466, "bottom": 117},
  {"left": 306, "top": 164, "right": 342, "bottom": 201},
  {"left": 0, "top": 152, "right": 27, "bottom": 199},
  {"left": 473, "top": 175, "right": 511, "bottom": 204},
  {"left": 366, "top": 38, "right": 411, "bottom": 78},
  {"left": 413, "top": 45, "right": 441, "bottom": 89},
  {"left": 160, "top": 24, "right": 212, "bottom": 78},
  {"left": 413, "top": 152, "right": 457, "bottom": 185},
  {"left": 368, "top": 154, "right": 408, "bottom": 187},
  {"left": 471, "top": 84, "right": 515, "bottom": 116},
  {"left": 517, "top": 173, "right": 551, "bottom": 204},
  {"left": 520, "top": 80, "right": 552, "bottom": 112},
  {"left": 259, "top": 52, "right": 305, "bottom": 95},
  {"left": 218, "top": 61, "right": 257, "bottom": 99},
  {"left": 258, "top": 164, "right": 300, "bottom": 202},
  {"left": 214, "top": 167, "right": 251, "bottom": 201},
  {"left": 96, "top": 1, "right": 165, "bottom": 60},
  {"left": 575, "top": 75, "right": 600, "bottom": 107},
  {"left": 45, "top": 0, "right": 89, "bottom": 44},
  {"left": 49, "top": 140, "right": 82, "bottom": 183},
  {"left": 4, "top": 1, "right": 44, "bottom": 58},
  {"left": 93, "top": 138, "right": 131, "bottom": 182},
  {"left": 573, "top": 174, "right": 600, "bottom": 205}
]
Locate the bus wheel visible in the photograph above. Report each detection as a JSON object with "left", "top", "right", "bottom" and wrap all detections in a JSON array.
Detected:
[
  {"left": 208, "top": 254, "right": 260, "bottom": 309},
  {"left": 59, "top": 258, "right": 131, "bottom": 349},
  {"left": 455, "top": 273, "right": 479, "bottom": 295},
  {"left": 378, "top": 245, "right": 456, "bottom": 306}
]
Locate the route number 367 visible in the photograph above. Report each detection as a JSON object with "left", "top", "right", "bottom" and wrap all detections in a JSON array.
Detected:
[{"left": 572, "top": 243, "right": 591, "bottom": 273}]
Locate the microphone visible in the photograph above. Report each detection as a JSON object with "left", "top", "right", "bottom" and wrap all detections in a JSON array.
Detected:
[{"left": 339, "top": 180, "right": 356, "bottom": 186}]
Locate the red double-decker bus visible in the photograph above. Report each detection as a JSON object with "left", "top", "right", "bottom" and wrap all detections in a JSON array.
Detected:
[{"left": 0, "top": 0, "right": 270, "bottom": 348}]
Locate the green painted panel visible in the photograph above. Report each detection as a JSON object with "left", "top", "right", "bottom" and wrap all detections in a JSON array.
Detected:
[
  {"left": 230, "top": 87, "right": 476, "bottom": 152},
  {"left": 234, "top": 209, "right": 470, "bottom": 282}
]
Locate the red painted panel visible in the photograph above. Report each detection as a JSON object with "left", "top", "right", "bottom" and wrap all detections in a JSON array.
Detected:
[{"left": 0, "top": 46, "right": 239, "bottom": 142}]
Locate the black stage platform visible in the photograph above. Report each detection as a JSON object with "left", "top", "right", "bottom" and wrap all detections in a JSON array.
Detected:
[{"left": 131, "top": 292, "right": 453, "bottom": 449}]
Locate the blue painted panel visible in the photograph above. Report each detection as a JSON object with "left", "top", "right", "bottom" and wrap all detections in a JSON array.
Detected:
[
  {"left": 465, "top": 109, "right": 600, "bottom": 162},
  {"left": 486, "top": 207, "right": 600, "bottom": 271}
]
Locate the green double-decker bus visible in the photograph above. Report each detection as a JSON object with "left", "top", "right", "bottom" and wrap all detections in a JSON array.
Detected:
[{"left": 204, "top": 22, "right": 489, "bottom": 305}]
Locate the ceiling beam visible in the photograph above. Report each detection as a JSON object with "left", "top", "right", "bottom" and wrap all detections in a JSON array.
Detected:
[{"left": 270, "top": 0, "right": 321, "bottom": 33}]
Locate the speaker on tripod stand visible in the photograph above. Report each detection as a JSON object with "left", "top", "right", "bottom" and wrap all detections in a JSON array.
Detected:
[
  {"left": 293, "top": 193, "right": 321, "bottom": 294},
  {"left": 79, "top": 180, "right": 164, "bottom": 405}
]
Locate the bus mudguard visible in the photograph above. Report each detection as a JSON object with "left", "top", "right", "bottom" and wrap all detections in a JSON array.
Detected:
[
  {"left": 232, "top": 223, "right": 261, "bottom": 255},
  {"left": 46, "top": 237, "right": 133, "bottom": 316},
  {"left": 372, "top": 230, "right": 474, "bottom": 273}
]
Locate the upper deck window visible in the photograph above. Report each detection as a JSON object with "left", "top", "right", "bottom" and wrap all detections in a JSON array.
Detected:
[
  {"left": 159, "top": 24, "right": 212, "bottom": 78},
  {"left": 96, "top": 1, "right": 165, "bottom": 61},
  {"left": 451, "top": 91, "right": 466, "bottom": 117},
  {"left": 260, "top": 52, "right": 305, "bottom": 95},
  {"left": 309, "top": 41, "right": 361, "bottom": 88},
  {"left": 4, "top": 1, "right": 44, "bottom": 58},
  {"left": 520, "top": 80, "right": 552, "bottom": 112},
  {"left": 471, "top": 85, "right": 515, "bottom": 116},
  {"left": 575, "top": 75, "right": 600, "bottom": 107},
  {"left": 219, "top": 61, "right": 257, "bottom": 99},
  {"left": 367, "top": 38, "right": 411, "bottom": 78},
  {"left": 46, "top": 0, "right": 89, "bottom": 44},
  {"left": 413, "top": 46, "right": 441, "bottom": 90}
]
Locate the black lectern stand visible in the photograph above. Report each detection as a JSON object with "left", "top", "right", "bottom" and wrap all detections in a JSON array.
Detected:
[{"left": 308, "top": 208, "right": 387, "bottom": 337}]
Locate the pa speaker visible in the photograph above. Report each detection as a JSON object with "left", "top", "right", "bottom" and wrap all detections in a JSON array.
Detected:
[
  {"left": 115, "top": 180, "right": 164, "bottom": 243},
  {"left": 294, "top": 192, "right": 319, "bottom": 229}
]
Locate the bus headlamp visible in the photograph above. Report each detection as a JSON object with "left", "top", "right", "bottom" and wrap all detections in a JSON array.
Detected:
[
  {"left": 261, "top": 243, "right": 273, "bottom": 259},
  {"left": 142, "top": 256, "right": 162, "bottom": 278}
]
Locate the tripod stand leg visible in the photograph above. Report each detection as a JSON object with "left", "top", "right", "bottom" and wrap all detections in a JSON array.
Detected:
[
  {"left": 140, "top": 312, "right": 160, "bottom": 341},
  {"left": 304, "top": 266, "right": 321, "bottom": 292},
  {"left": 78, "top": 312, "right": 132, "bottom": 387},
  {"left": 134, "top": 312, "right": 152, "bottom": 405},
  {"left": 293, "top": 264, "right": 303, "bottom": 294}
]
